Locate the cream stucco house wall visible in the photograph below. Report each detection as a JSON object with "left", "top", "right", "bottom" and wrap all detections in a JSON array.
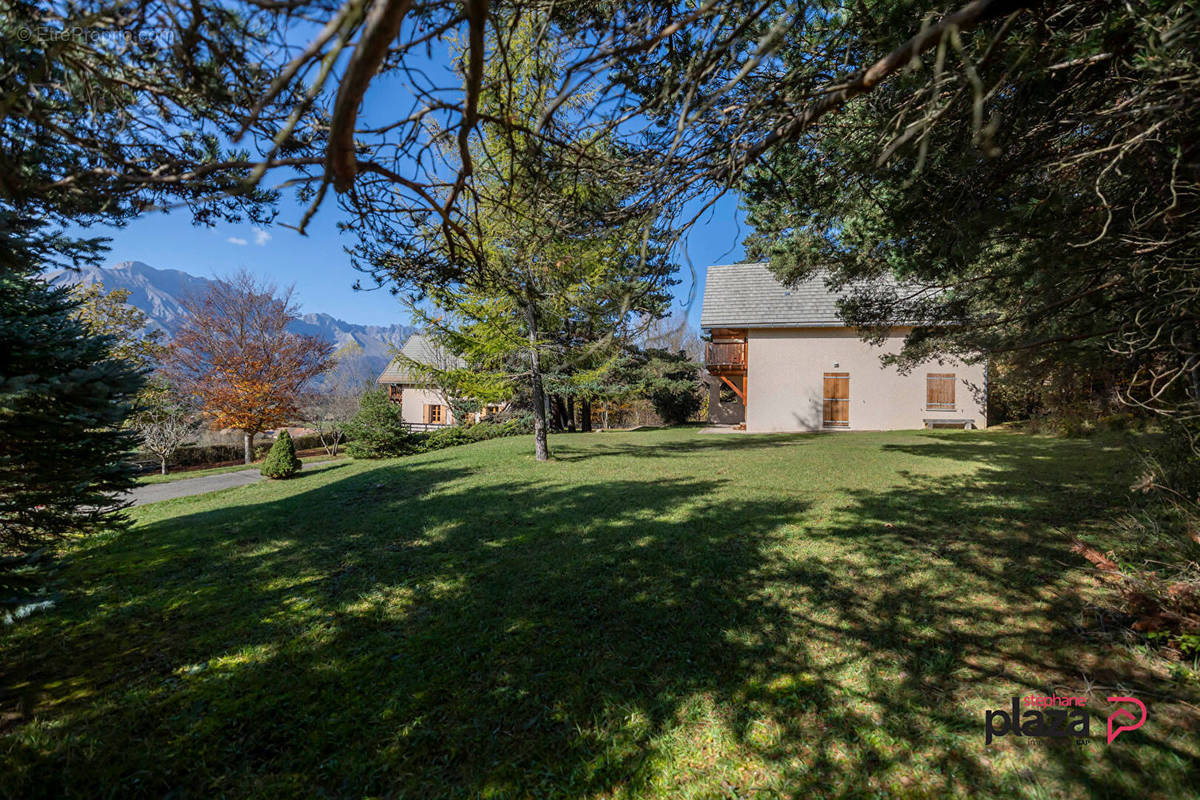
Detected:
[
  {"left": 377, "top": 333, "right": 505, "bottom": 428},
  {"left": 376, "top": 333, "right": 460, "bottom": 428},
  {"left": 701, "top": 263, "right": 986, "bottom": 433}
]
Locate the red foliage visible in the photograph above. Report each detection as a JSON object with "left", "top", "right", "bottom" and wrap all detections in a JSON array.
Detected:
[{"left": 166, "top": 270, "right": 334, "bottom": 438}]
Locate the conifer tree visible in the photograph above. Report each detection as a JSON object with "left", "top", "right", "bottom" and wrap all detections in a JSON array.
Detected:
[
  {"left": 260, "top": 430, "right": 301, "bottom": 479},
  {"left": 0, "top": 218, "right": 143, "bottom": 606}
]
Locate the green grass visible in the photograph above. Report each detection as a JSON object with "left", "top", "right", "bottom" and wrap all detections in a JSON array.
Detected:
[
  {"left": 135, "top": 453, "right": 346, "bottom": 484},
  {"left": 3, "top": 428, "right": 1198, "bottom": 798}
]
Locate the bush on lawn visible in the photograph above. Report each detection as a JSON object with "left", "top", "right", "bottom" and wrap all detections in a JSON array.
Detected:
[
  {"left": 345, "top": 389, "right": 421, "bottom": 458},
  {"left": 343, "top": 395, "right": 533, "bottom": 460},
  {"left": 421, "top": 425, "right": 471, "bottom": 451},
  {"left": 260, "top": 430, "right": 301, "bottom": 479},
  {"left": 416, "top": 418, "right": 532, "bottom": 453}
]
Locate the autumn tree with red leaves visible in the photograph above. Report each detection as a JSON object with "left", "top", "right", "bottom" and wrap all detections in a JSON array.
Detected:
[{"left": 166, "top": 271, "right": 334, "bottom": 463}]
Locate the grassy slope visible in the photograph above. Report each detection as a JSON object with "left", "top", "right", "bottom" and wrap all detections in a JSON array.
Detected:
[{"left": 3, "top": 428, "right": 1198, "bottom": 798}]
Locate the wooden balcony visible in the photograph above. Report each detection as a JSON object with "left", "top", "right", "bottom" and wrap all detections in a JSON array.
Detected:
[{"left": 705, "top": 341, "right": 746, "bottom": 373}]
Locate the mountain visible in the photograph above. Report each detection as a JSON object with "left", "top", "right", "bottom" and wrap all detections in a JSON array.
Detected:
[{"left": 45, "top": 261, "right": 417, "bottom": 375}]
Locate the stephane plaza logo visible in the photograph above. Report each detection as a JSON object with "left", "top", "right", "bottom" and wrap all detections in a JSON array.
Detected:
[{"left": 984, "top": 695, "right": 1147, "bottom": 745}]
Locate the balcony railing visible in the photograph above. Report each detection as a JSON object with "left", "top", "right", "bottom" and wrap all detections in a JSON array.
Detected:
[{"left": 705, "top": 341, "right": 746, "bottom": 370}]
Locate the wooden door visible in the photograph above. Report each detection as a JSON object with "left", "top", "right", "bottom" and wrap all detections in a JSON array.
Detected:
[{"left": 823, "top": 372, "right": 849, "bottom": 428}]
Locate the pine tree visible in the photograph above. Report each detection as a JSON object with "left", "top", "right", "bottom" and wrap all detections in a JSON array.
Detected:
[
  {"left": 0, "top": 1, "right": 300, "bottom": 615},
  {"left": 259, "top": 430, "right": 302, "bottom": 479},
  {"left": 1, "top": 217, "right": 144, "bottom": 610}
]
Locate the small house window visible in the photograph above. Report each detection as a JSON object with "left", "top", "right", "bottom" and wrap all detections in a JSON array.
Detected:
[
  {"left": 424, "top": 404, "right": 445, "bottom": 424},
  {"left": 926, "top": 373, "right": 956, "bottom": 410}
]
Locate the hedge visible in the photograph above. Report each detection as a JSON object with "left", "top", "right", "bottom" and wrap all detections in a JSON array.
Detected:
[
  {"left": 416, "top": 418, "right": 532, "bottom": 453},
  {"left": 138, "top": 433, "right": 328, "bottom": 470},
  {"left": 348, "top": 417, "right": 534, "bottom": 460}
]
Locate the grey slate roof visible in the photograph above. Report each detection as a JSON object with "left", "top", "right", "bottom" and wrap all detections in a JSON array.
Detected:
[
  {"left": 700, "top": 262, "right": 853, "bottom": 329},
  {"left": 376, "top": 333, "right": 466, "bottom": 385}
]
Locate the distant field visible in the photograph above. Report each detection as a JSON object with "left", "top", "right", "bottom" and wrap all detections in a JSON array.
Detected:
[{"left": 4, "top": 428, "right": 1197, "bottom": 798}]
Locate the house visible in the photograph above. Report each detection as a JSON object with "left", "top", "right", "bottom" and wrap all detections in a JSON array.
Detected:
[
  {"left": 377, "top": 333, "right": 506, "bottom": 428},
  {"left": 376, "top": 333, "right": 464, "bottom": 428},
  {"left": 700, "top": 263, "right": 986, "bottom": 432}
]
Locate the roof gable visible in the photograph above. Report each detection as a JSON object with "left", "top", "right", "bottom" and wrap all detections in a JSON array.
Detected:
[{"left": 376, "top": 333, "right": 466, "bottom": 385}]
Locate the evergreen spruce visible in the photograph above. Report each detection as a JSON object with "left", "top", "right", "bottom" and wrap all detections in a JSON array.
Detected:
[
  {"left": 1, "top": 217, "right": 145, "bottom": 613},
  {"left": 260, "top": 431, "right": 302, "bottom": 479}
]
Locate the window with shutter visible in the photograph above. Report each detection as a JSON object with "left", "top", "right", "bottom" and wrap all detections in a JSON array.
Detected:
[
  {"left": 428, "top": 404, "right": 444, "bottom": 424},
  {"left": 926, "top": 374, "right": 956, "bottom": 410},
  {"left": 822, "top": 373, "right": 849, "bottom": 427}
]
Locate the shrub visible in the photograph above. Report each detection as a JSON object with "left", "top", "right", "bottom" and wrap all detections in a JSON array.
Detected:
[
  {"left": 650, "top": 385, "right": 702, "bottom": 425},
  {"left": 260, "top": 431, "right": 301, "bottom": 479},
  {"left": 421, "top": 426, "right": 470, "bottom": 451},
  {"left": 414, "top": 419, "right": 531, "bottom": 454},
  {"left": 639, "top": 349, "right": 703, "bottom": 425},
  {"left": 345, "top": 389, "right": 420, "bottom": 458}
]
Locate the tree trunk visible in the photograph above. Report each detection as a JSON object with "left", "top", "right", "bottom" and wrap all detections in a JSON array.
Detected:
[
  {"left": 160, "top": 457, "right": 167, "bottom": 475},
  {"left": 566, "top": 395, "right": 576, "bottom": 432},
  {"left": 580, "top": 398, "right": 592, "bottom": 432},
  {"left": 551, "top": 395, "right": 567, "bottom": 432},
  {"left": 524, "top": 301, "right": 550, "bottom": 461},
  {"left": 244, "top": 432, "right": 254, "bottom": 464}
]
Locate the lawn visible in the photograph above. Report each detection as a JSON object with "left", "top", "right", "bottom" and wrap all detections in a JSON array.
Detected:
[{"left": 2, "top": 428, "right": 1198, "bottom": 798}]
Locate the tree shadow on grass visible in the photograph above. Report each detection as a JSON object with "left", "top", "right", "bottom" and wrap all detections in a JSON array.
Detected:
[
  {"left": 2, "top": 432, "right": 1197, "bottom": 798},
  {"left": 789, "top": 432, "right": 1200, "bottom": 797},
  {"left": 548, "top": 430, "right": 813, "bottom": 461}
]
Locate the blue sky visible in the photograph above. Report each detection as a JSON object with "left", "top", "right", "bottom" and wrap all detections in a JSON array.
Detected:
[
  {"left": 85, "top": 184, "right": 746, "bottom": 328},
  {"left": 79, "top": 27, "right": 748, "bottom": 329}
]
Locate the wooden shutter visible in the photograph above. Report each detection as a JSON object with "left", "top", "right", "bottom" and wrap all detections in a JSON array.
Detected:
[
  {"left": 423, "top": 403, "right": 432, "bottom": 423},
  {"left": 823, "top": 372, "right": 849, "bottom": 427},
  {"left": 926, "top": 374, "right": 956, "bottom": 410}
]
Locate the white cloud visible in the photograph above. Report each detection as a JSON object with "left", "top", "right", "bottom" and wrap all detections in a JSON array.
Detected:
[
  {"left": 226, "top": 236, "right": 248, "bottom": 246},
  {"left": 253, "top": 227, "right": 272, "bottom": 246}
]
